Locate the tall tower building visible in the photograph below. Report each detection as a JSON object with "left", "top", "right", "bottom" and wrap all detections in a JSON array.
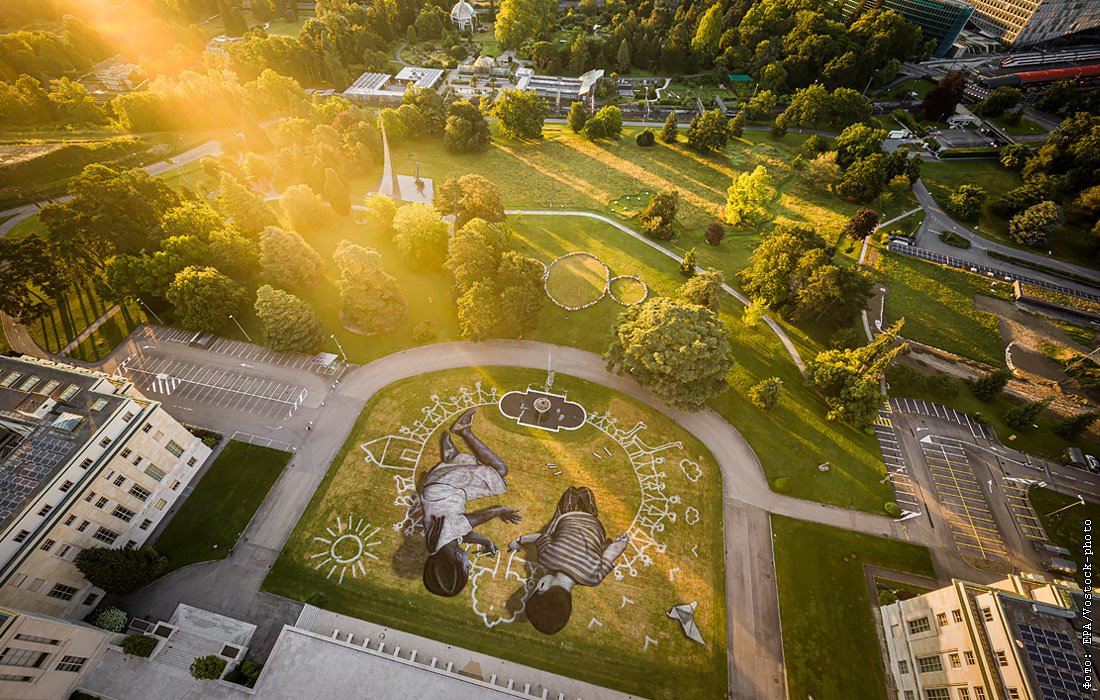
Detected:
[
  {"left": 966, "top": 0, "right": 1100, "bottom": 46},
  {"left": 841, "top": 0, "right": 976, "bottom": 58}
]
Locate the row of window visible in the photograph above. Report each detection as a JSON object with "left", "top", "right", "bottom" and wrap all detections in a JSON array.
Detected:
[
  {"left": 0, "top": 372, "right": 80, "bottom": 402},
  {"left": 908, "top": 685, "right": 1019, "bottom": 700},
  {"left": 7, "top": 575, "right": 98, "bottom": 608},
  {"left": 906, "top": 607, "right": 966, "bottom": 636},
  {"left": 901, "top": 650, "right": 978, "bottom": 675},
  {"left": 0, "top": 646, "right": 87, "bottom": 675}
]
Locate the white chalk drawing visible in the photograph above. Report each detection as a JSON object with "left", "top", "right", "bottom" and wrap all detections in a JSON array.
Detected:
[
  {"left": 588, "top": 618, "right": 604, "bottom": 630},
  {"left": 468, "top": 549, "right": 534, "bottom": 628},
  {"left": 643, "top": 635, "right": 659, "bottom": 651},
  {"left": 308, "top": 515, "right": 382, "bottom": 585},
  {"left": 668, "top": 567, "right": 680, "bottom": 582},
  {"left": 621, "top": 595, "right": 635, "bottom": 608},
  {"left": 679, "top": 459, "right": 702, "bottom": 483},
  {"left": 685, "top": 507, "right": 700, "bottom": 526}
]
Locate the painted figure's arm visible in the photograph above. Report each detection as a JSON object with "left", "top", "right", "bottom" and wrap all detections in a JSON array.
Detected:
[
  {"left": 465, "top": 506, "right": 522, "bottom": 528},
  {"left": 462, "top": 531, "right": 498, "bottom": 556},
  {"left": 507, "top": 532, "right": 541, "bottom": 551},
  {"left": 595, "top": 533, "right": 630, "bottom": 579}
]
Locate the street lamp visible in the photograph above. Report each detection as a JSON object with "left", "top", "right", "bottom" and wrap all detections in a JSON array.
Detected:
[
  {"left": 1045, "top": 494, "right": 1085, "bottom": 518},
  {"left": 135, "top": 297, "right": 163, "bottom": 325},
  {"left": 330, "top": 334, "right": 348, "bottom": 363},
  {"left": 228, "top": 314, "right": 252, "bottom": 342}
]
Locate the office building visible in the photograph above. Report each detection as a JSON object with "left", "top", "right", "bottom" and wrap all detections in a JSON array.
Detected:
[
  {"left": 0, "top": 607, "right": 112, "bottom": 699},
  {"left": 841, "top": 0, "right": 976, "bottom": 58},
  {"left": 966, "top": 0, "right": 1100, "bottom": 47}
]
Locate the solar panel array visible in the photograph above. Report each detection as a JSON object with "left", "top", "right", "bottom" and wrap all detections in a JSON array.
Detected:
[
  {"left": 0, "top": 430, "right": 75, "bottom": 528},
  {"left": 1017, "top": 624, "right": 1090, "bottom": 700}
]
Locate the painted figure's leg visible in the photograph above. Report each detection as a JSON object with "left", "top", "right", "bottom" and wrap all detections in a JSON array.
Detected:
[
  {"left": 458, "top": 427, "right": 508, "bottom": 477},
  {"left": 440, "top": 431, "right": 459, "bottom": 463}
]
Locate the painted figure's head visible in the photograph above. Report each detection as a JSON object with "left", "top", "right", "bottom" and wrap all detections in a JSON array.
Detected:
[
  {"left": 525, "top": 574, "right": 573, "bottom": 634},
  {"left": 422, "top": 545, "right": 470, "bottom": 597}
]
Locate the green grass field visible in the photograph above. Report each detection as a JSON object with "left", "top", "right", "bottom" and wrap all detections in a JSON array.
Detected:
[
  {"left": 24, "top": 282, "right": 149, "bottom": 361},
  {"left": 772, "top": 515, "right": 937, "bottom": 700},
  {"left": 154, "top": 441, "right": 290, "bottom": 572},
  {"left": 263, "top": 367, "right": 729, "bottom": 699},
  {"left": 544, "top": 252, "right": 609, "bottom": 308},
  {"left": 1028, "top": 487, "right": 1100, "bottom": 587}
]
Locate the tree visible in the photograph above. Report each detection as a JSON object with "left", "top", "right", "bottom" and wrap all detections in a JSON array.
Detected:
[
  {"left": 605, "top": 297, "right": 735, "bottom": 411},
  {"left": 742, "top": 90, "right": 778, "bottom": 122},
  {"left": 1004, "top": 398, "right": 1052, "bottom": 430},
  {"left": 0, "top": 236, "right": 69, "bottom": 322},
  {"left": 279, "top": 184, "right": 331, "bottom": 234},
  {"left": 616, "top": 39, "right": 632, "bottom": 73},
  {"left": 567, "top": 101, "right": 587, "bottom": 133},
  {"left": 705, "top": 220, "right": 725, "bottom": 245},
  {"left": 456, "top": 281, "right": 502, "bottom": 341},
  {"left": 122, "top": 634, "right": 158, "bottom": 658},
  {"left": 836, "top": 153, "right": 888, "bottom": 202},
  {"left": 748, "top": 377, "right": 783, "bottom": 410},
  {"left": 639, "top": 190, "right": 678, "bottom": 240},
  {"left": 259, "top": 226, "right": 323, "bottom": 288},
  {"left": 435, "top": 174, "right": 505, "bottom": 229},
  {"left": 922, "top": 71, "right": 966, "bottom": 122},
  {"left": 495, "top": 251, "right": 544, "bottom": 338},
  {"left": 976, "top": 86, "right": 1021, "bottom": 118},
  {"left": 74, "top": 546, "right": 167, "bottom": 595},
  {"left": 842, "top": 208, "right": 880, "bottom": 239},
  {"left": 636, "top": 128, "right": 656, "bottom": 147},
  {"left": 582, "top": 105, "right": 623, "bottom": 140},
  {"left": 999, "top": 144, "right": 1029, "bottom": 171},
  {"left": 191, "top": 655, "right": 228, "bottom": 681},
  {"left": 1008, "top": 200, "right": 1062, "bottom": 246},
  {"left": 691, "top": 4, "right": 723, "bottom": 56},
  {"left": 254, "top": 285, "right": 324, "bottom": 353},
  {"left": 807, "top": 320, "right": 906, "bottom": 426},
  {"left": 495, "top": 0, "right": 555, "bottom": 49},
  {"left": 333, "top": 241, "right": 408, "bottom": 333},
  {"left": 725, "top": 165, "right": 772, "bottom": 226},
  {"left": 945, "top": 185, "right": 987, "bottom": 222},
  {"left": 1055, "top": 411, "right": 1100, "bottom": 439},
  {"left": 660, "top": 112, "right": 678, "bottom": 143},
  {"left": 491, "top": 89, "right": 547, "bottom": 140},
  {"left": 166, "top": 266, "right": 247, "bottom": 332},
  {"left": 323, "top": 167, "right": 351, "bottom": 216},
  {"left": 219, "top": 0, "right": 248, "bottom": 37},
  {"left": 834, "top": 123, "right": 887, "bottom": 169},
  {"left": 679, "top": 247, "right": 698, "bottom": 277},
  {"left": 677, "top": 268, "right": 724, "bottom": 311},
  {"left": 728, "top": 112, "right": 744, "bottom": 138},
  {"left": 444, "top": 99, "right": 490, "bottom": 153},
  {"left": 802, "top": 152, "right": 842, "bottom": 192},
  {"left": 446, "top": 218, "right": 511, "bottom": 297},
  {"left": 362, "top": 193, "right": 397, "bottom": 235},
  {"left": 969, "top": 368, "right": 1012, "bottom": 401},
  {"left": 393, "top": 203, "right": 450, "bottom": 269},
  {"left": 686, "top": 109, "right": 730, "bottom": 152},
  {"left": 218, "top": 171, "right": 275, "bottom": 236}
]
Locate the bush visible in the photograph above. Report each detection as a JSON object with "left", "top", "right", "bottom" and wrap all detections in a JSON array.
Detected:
[
  {"left": 938, "top": 230, "right": 970, "bottom": 248},
  {"left": 225, "top": 660, "right": 263, "bottom": 688},
  {"left": 704, "top": 220, "right": 725, "bottom": 245},
  {"left": 884, "top": 502, "right": 902, "bottom": 517},
  {"left": 122, "top": 634, "right": 158, "bottom": 657},
  {"left": 94, "top": 607, "right": 128, "bottom": 632},
  {"left": 190, "top": 655, "right": 228, "bottom": 680},
  {"left": 635, "top": 129, "right": 655, "bottom": 147},
  {"left": 877, "top": 588, "right": 898, "bottom": 606},
  {"left": 772, "top": 476, "right": 791, "bottom": 493},
  {"left": 413, "top": 320, "right": 437, "bottom": 343}
]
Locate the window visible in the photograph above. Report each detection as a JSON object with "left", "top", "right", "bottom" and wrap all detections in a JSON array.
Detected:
[
  {"left": 917, "top": 655, "right": 943, "bottom": 673},
  {"left": 165, "top": 440, "right": 184, "bottom": 457},
  {"left": 0, "top": 372, "right": 20, "bottom": 388},
  {"left": 39, "top": 539, "right": 54, "bottom": 552},
  {"left": 79, "top": 458, "right": 93, "bottom": 469},
  {"left": 170, "top": 480, "right": 180, "bottom": 491},
  {"left": 924, "top": 690, "right": 950, "bottom": 700},
  {"left": 83, "top": 491, "right": 96, "bottom": 502},
  {"left": 121, "top": 449, "right": 132, "bottom": 459},
  {"left": 122, "top": 411, "right": 134, "bottom": 422},
  {"left": 12, "top": 531, "right": 29, "bottom": 544},
  {"left": 39, "top": 380, "right": 59, "bottom": 395},
  {"left": 82, "top": 593, "right": 98, "bottom": 607},
  {"left": 132, "top": 456, "right": 143, "bottom": 466},
  {"left": 64, "top": 515, "right": 76, "bottom": 526},
  {"left": 936, "top": 612, "right": 948, "bottom": 627},
  {"left": 1007, "top": 690, "right": 1019, "bottom": 700},
  {"left": 59, "top": 384, "right": 80, "bottom": 401},
  {"left": 952, "top": 609, "right": 963, "bottom": 623},
  {"left": 112, "top": 505, "right": 135, "bottom": 523},
  {"left": 58, "top": 545, "right": 71, "bottom": 559},
  {"left": 139, "top": 519, "right": 152, "bottom": 531},
  {"left": 113, "top": 474, "right": 126, "bottom": 487},
  {"left": 898, "top": 659, "right": 909, "bottom": 674},
  {"left": 0, "top": 674, "right": 31, "bottom": 682},
  {"left": 98, "top": 436, "right": 111, "bottom": 448},
  {"left": 14, "top": 634, "right": 58, "bottom": 646},
  {"left": 18, "top": 376, "right": 40, "bottom": 392},
  {"left": 187, "top": 457, "right": 197, "bottom": 467},
  {"left": 996, "top": 650, "right": 1008, "bottom": 667},
  {"left": 974, "top": 686, "right": 987, "bottom": 700},
  {"left": 958, "top": 689, "right": 970, "bottom": 700},
  {"left": 91, "top": 398, "right": 108, "bottom": 412},
  {"left": 129, "top": 484, "right": 150, "bottom": 502},
  {"left": 46, "top": 583, "right": 78, "bottom": 601},
  {"left": 76, "top": 520, "right": 89, "bottom": 533},
  {"left": 144, "top": 465, "right": 165, "bottom": 482},
  {"left": 964, "top": 651, "right": 975, "bottom": 665},
  {"left": 981, "top": 607, "right": 993, "bottom": 622},
  {"left": 36, "top": 504, "right": 51, "bottom": 517},
  {"left": 103, "top": 470, "right": 114, "bottom": 481},
  {"left": 59, "top": 480, "right": 73, "bottom": 493},
  {"left": 55, "top": 655, "right": 87, "bottom": 672},
  {"left": 142, "top": 423, "right": 152, "bottom": 433},
  {"left": 92, "top": 527, "right": 118, "bottom": 545},
  {"left": 904, "top": 693, "right": 914, "bottom": 700},
  {"left": 949, "top": 653, "right": 961, "bottom": 668},
  {"left": 124, "top": 539, "right": 135, "bottom": 549},
  {"left": 94, "top": 496, "right": 109, "bottom": 509},
  {"left": 9, "top": 574, "right": 26, "bottom": 587},
  {"left": 154, "top": 498, "right": 166, "bottom": 510},
  {"left": 908, "top": 617, "right": 931, "bottom": 634}
]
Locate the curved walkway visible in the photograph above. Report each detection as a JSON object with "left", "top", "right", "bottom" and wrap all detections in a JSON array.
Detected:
[{"left": 507, "top": 209, "right": 808, "bottom": 375}]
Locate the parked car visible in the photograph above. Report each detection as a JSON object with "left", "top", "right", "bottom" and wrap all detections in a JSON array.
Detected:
[
  {"left": 1086, "top": 454, "right": 1100, "bottom": 474},
  {"left": 1064, "top": 447, "right": 1086, "bottom": 468}
]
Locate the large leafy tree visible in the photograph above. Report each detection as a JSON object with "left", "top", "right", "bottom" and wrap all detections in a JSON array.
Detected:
[
  {"left": 1008, "top": 201, "right": 1062, "bottom": 246},
  {"left": 217, "top": 171, "right": 276, "bottom": 236},
  {"left": 0, "top": 235, "right": 70, "bottom": 322},
  {"left": 434, "top": 174, "right": 505, "bottom": 229},
  {"left": 677, "top": 268, "right": 724, "bottom": 312},
  {"left": 945, "top": 185, "right": 987, "bottom": 222},
  {"left": 686, "top": 109, "right": 730, "bottom": 152},
  {"left": 333, "top": 241, "right": 407, "bottom": 333},
  {"left": 444, "top": 99, "right": 490, "bottom": 153},
  {"left": 807, "top": 320, "right": 906, "bottom": 426},
  {"left": 581, "top": 105, "right": 623, "bottom": 140},
  {"left": 361, "top": 193, "right": 396, "bottom": 235},
  {"left": 495, "top": 251, "right": 544, "bottom": 338},
  {"left": 165, "top": 266, "right": 248, "bottom": 332},
  {"left": 393, "top": 203, "right": 450, "bottom": 269},
  {"left": 691, "top": 4, "right": 723, "bottom": 56},
  {"left": 254, "top": 285, "right": 325, "bottom": 353},
  {"left": 639, "top": 190, "right": 679, "bottom": 240},
  {"left": 259, "top": 226, "right": 323, "bottom": 288},
  {"left": 323, "top": 167, "right": 351, "bottom": 216},
  {"left": 279, "top": 184, "right": 331, "bottom": 233},
  {"left": 725, "top": 165, "right": 772, "bottom": 226},
  {"left": 834, "top": 123, "right": 886, "bottom": 169},
  {"left": 491, "top": 89, "right": 548, "bottom": 140},
  {"left": 445, "top": 218, "right": 511, "bottom": 297},
  {"left": 495, "top": 0, "right": 556, "bottom": 49},
  {"left": 836, "top": 153, "right": 888, "bottom": 202},
  {"left": 605, "top": 297, "right": 734, "bottom": 411},
  {"left": 922, "top": 71, "right": 966, "bottom": 122},
  {"left": 74, "top": 546, "right": 167, "bottom": 595}
]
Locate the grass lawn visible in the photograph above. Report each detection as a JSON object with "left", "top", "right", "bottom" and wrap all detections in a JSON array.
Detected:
[
  {"left": 1028, "top": 486, "right": 1100, "bottom": 587},
  {"left": 25, "top": 281, "right": 149, "bottom": 360},
  {"left": 154, "top": 441, "right": 290, "bottom": 573},
  {"left": 990, "top": 115, "right": 1046, "bottom": 137},
  {"left": 772, "top": 515, "right": 937, "bottom": 700},
  {"left": 7, "top": 213, "right": 47, "bottom": 241},
  {"left": 878, "top": 251, "right": 1013, "bottom": 366},
  {"left": 263, "top": 367, "right": 729, "bottom": 699},
  {"left": 544, "top": 252, "right": 609, "bottom": 308}
]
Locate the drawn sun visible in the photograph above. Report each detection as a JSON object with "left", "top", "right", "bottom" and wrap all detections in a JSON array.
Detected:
[{"left": 309, "top": 515, "right": 382, "bottom": 585}]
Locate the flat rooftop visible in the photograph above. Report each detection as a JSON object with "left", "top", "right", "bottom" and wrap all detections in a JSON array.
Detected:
[{"left": 997, "top": 592, "right": 1091, "bottom": 700}]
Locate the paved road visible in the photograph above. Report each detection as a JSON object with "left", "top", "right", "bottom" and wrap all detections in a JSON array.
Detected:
[{"left": 911, "top": 179, "right": 1100, "bottom": 294}]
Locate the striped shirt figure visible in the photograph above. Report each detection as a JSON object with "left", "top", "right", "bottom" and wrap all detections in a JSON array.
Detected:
[{"left": 509, "top": 486, "right": 629, "bottom": 635}]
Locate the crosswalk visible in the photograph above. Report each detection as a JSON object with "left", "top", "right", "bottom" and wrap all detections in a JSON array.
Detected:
[
  {"left": 148, "top": 373, "right": 181, "bottom": 395},
  {"left": 889, "top": 398, "right": 993, "bottom": 441}
]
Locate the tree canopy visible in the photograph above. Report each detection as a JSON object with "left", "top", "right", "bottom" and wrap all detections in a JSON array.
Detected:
[
  {"left": 435, "top": 174, "right": 505, "bottom": 230},
  {"left": 166, "top": 266, "right": 248, "bottom": 332},
  {"left": 259, "top": 226, "right": 323, "bottom": 289},
  {"left": 74, "top": 546, "right": 167, "bottom": 595},
  {"left": 807, "top": 320, "right": 906, "bottom": 426},
  {"left": 393, "top": 203, "right": 450, "bottom": 269},
  {"left": 333, "top": 240, "right": 408, "bottom": 333},
  {"left": 254, "top": 284, "right": 325, "bottom": 353},
  {"left": 491, "top": 89, "right": 547, "bottom": 140}
]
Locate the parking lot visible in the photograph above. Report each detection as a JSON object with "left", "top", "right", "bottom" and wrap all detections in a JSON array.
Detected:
[
  {"left": 889, "top": 398, "right": 994, "bottom": 441},
  {"left": 874, "top": 402, "right": 922, "bottom": 516},
  {"left": 149, "top": 326, "right": 326, "bottom": 373},
  {"left": 118, "top": 353, "right": 307, "bottom": 419},
  {"left": 920, "top": 437, "right": 1008, "bottom": 561},
  {"left": 1002, "top": 479, "right": 1051, "bottom": 545}
]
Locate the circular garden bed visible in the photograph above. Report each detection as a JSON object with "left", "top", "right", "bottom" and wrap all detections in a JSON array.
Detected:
[{"left": 544, "top": 252, "right": 610, "bottom": 310}]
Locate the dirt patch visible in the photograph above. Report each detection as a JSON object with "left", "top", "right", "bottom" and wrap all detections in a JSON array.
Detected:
[
  {"left": 903, "top": 349, "right": 982, "bottom": 381},
  {"left": 974, "top": 295, "right": 1092, "bottom": 356},
  {"left": 0, "top": 143, "right": 64, "bottom": 168}
]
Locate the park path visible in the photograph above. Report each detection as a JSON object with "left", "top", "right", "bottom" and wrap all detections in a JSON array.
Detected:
[{"left": 58, "top": 304, "right": 120, "bottom": 356}]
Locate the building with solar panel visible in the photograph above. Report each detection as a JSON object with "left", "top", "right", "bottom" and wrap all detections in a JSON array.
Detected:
[
  {"left": 881, "top": 573, "right": 1093, "bottom": 700},
  {"left": 0, "top": 356, "right": 210, "bottom": 625}
]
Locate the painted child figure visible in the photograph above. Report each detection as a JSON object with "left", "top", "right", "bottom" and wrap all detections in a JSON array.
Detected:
[
  {"left": 420, "top": 407, "right": 522, "bottom": 597},
  {"left": 508, "top": 486, "right": 630, "bottom": 634}
]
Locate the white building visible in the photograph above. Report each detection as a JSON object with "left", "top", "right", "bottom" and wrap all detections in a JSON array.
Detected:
[
  {"left": 881, "top": 573, "right": 1092, "bottom": 700},
  {"left": 449, "top": 0, "right": 478, "bottom": 32},
  {"left": 0, "top": 607, "right": 112, "bottom": 700},
  {"left": 0, "top": 356, "right": 211, "bottom": 620},
  {"left": 967, "top": 0, "right": 1100, "bottom": 47}
]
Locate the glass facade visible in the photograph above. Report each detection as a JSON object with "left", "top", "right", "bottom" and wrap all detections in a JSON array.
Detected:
[{"left": 842, "top": 0, "right": 976, "bottom": 57}]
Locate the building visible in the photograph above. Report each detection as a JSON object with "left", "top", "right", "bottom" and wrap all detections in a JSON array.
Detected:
[
  {"left": 342, "top": 67, "right": 445, "bottom": 103},
  {"left": 881, "top": 573, "right": 1093, "bottom": 700},
  {"left": 88, "top": 56, "right": 145, "bottom": 93},
  {"left": 840, "top": 0, "right": 975, "bottom": 58},
  {"left": 0, "top": 607, "right": 112, "bottom": 699},
  {"left": 0, "top": 356, "right": 211, "bottom": 619},
  {"left": 515, "top": 68, "right": 605, "bottom": 106},
  {"left": 966, "top": 0, "right": 1100, "bottom": 47},
  {"left": 449, "top": 0, "right": 478, "bottom": 32}
]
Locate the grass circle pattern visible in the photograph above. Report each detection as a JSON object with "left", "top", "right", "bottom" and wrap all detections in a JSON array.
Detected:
[
  {"left": 608, "top": 275, "right": 648, "bottom": 307},
  {"left": 544, "top": 252, "right": 610, "bottom": 311}
]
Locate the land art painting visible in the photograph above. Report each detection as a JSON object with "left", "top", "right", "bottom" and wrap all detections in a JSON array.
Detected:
[{"left": 265, "top": 367, "right": 728, "bottom": 698}]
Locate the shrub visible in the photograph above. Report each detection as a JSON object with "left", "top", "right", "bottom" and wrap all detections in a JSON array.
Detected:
[
  {"left": 122, "top": 634, "right": 158, "bottom": 657},
  {"left": 94, "top": 607, "right": 128, "bottom": 632},
  {"left": 190, "top": 655, "right": 228, "bottom": 680},
  {"left": 413, "top": 320, "right": 437, "bottom": 343},
  {"left": 878, "top": 588, "right": 898, "bottom": 606},
  {"left": 704, "top": 220, "right": 725, "bottom": 245},
  {"left": 635, "top": 129, "right": 655, "bottom": 147},
  {"left": 884, "top": 502, "right": 902, "bottom": 517},
  {"left": 772, "top": 476, "right": 791, "bottom": 493}
]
